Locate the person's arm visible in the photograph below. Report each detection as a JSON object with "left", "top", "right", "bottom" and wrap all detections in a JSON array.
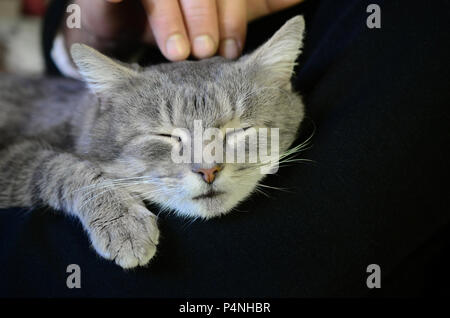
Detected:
[
  {"left": 42, "top": 0, "right": 68, "bottom": 75},
  {"left": 44, "top": 0, "right": 305, "bottom": 76}
]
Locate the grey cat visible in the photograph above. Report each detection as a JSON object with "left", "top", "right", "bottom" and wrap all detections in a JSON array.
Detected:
[{"left": 0, "top": 16, "right": 305, "bottom": 268}]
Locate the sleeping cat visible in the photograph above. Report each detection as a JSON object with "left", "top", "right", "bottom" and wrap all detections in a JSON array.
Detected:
[{"left": 0, "top": 16, "right": 305, "bottom": 268}]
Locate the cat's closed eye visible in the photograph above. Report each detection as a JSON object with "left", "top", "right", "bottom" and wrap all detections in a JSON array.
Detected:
[
  {"left": 226, "top": 126, "right": 255, "bottom": 141},
  {"left": 155, "top": 133, "right": 182, "bottom": 143},
  {"left": 225, "top": 126, "right": 252, "bottom": 135}
]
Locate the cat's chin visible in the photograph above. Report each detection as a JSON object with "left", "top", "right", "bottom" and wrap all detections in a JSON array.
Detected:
[
  {"left": 152, "top": 189, "right": 251, "bottom": 219},
  {"left": 170, "top": 196, "right": 237, "bottom": 219},
  {"left": 147, "top": 171, "right": 265, "bottom": 219}
]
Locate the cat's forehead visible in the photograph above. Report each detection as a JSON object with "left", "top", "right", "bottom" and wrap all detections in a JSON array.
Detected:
[
  {"left": 149, "top": 56, "right": 233, "bottom": 79},
  {"left": 176, "top": 86, "right": 236, "bottom": 129},
  {"left": 133, "top": 59, "right": 245, "bottom": 129},
  {"left": 138, "top": 58, "right": 238, "bottom": 91},
  {"left": 143, "top": 83, "right": 237, "bottom": 130}
]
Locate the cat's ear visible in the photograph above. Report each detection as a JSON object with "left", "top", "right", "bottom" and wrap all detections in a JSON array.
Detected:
[
  {"left": 70, "top": 43, "right": 138, "bottom": 94},
  {"left": 243, "top": 15, "right": 305, "bottom": 88}
]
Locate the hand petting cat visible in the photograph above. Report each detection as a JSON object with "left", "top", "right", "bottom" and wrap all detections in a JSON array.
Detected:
[{"left": 64, "top": 0, "right": 304, "bottom": 61}]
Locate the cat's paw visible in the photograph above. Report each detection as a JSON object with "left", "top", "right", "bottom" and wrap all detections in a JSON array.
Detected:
[{"left": 88, "top": 203, "right": 160, "bottom": 269}]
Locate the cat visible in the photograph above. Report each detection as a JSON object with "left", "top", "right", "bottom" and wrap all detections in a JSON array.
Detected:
[{"left": 0, "top": 16, "right": 306, "bottom": 269}]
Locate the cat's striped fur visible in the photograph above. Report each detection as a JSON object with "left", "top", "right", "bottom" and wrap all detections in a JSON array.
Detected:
[{"left": 0, "top": 16, "right": 305, "bottom": 268}]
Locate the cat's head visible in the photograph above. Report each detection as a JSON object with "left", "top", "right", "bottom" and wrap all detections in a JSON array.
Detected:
[{"left": 71, "top": 16, "right": 305, "bottom": 219}]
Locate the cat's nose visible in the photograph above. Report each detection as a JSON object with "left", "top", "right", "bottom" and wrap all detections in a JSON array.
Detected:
[{"left": 193, "top": 165, "right": 221, "bottom": 184}]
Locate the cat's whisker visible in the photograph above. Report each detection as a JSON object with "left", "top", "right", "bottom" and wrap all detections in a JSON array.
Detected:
[
  {"left": 181, "top": 216, "right": 201, "bottom": 231},
  {"left": 110, "top": 175, "right": 170, "bottom": 182},
  {"left": 279, "top": 158, "right": 316, "bottom": 164},
  {"left": 230, "top": 206, "right": 249, "bottom": 213},
  {"left": 73, "top": 176, "right": 177, "bottom": 200},
  {"left": 138, "top": 189, "right": 177, "bottom": 201},
  {"left": 253, "top": 186, "right": 270, "bottom": 197},
  {"left": 78, "top": 181, "right": 179, "bottom": 209},
  {"left": 78, "top": 187, "right": 116, "bottom": 211},
  {"left": 74, "top": 175, "right": 170, "bottom": 192},
  {"left": 256, "top": 183, "right": 292, "bottom": 192},
  {"left": 73, "top": 180, "right": 115, "bottom": 193}
]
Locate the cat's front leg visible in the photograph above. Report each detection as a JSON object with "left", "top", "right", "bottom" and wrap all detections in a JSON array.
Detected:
[
  {"left": 81, "top": 188, "right": 160, "bottom": 268},
  {"left": 0, "top": 140, "right": 159, "bottom": 268}
]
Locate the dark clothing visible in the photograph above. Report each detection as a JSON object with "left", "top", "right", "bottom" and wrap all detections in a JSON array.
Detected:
[
  {"left": 42, "top": 0, "right": 67, "bottom": 76},
  {"left": 2, "top": 0, "right": 450, "bottom": 296}
]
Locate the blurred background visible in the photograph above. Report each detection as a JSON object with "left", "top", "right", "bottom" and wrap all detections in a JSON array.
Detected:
[{"left": 0, "top": 0, "right": 48, "bottom": 74}]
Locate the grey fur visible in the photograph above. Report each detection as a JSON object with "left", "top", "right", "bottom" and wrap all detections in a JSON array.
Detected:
[{"left": 0, "top": 16, "right": 306, "bottom": 268}]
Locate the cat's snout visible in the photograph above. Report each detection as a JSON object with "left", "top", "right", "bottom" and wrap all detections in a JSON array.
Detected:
[{"left": 192, "top": 165, "right": 222, "bottom": 184}]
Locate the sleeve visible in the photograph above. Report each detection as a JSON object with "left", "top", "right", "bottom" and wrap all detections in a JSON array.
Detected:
[{"left": 42, "top": 0, "right": 69, "bottom": 76}]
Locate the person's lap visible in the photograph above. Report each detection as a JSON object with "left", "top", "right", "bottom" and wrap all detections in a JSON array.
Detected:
[{"left": 1, "top": 0, "right": 449, "bottom": 297}]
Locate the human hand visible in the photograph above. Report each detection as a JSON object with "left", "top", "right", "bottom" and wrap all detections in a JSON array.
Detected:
[{"left": 66, "top": 0, "right": 304, "bottom": 61}]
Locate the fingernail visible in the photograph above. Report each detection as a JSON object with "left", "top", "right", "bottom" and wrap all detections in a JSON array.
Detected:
[
  {"left": 221, "top": 38, "right": 239, "bottom": 59},
  {"left": 193, "top": 35, "right": 216, "bottom": 58},
  {"left": 166, "top": 33, "right": 189, "bottom": 61}
]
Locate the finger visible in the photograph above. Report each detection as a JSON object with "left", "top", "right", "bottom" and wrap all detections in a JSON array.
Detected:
[
  {"left": 179, "top": 0, "right": 219, "bottom": 59},
  {"left": 217, "top": 0, "right": 247, "bottom": 59},
  {"left": 141, "top": 0, "right": 190, "bottom": 61},
  {"left": 247, "top": 0, "right": 304, "bottom": 22}
]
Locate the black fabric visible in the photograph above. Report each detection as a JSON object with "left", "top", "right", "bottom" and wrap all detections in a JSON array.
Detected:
[
  {"left": 2, "top": 0, "right": 450, "bottom": 297},
  {"left": 42, "top": 0, "right": 68, "bottom": 76}
]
